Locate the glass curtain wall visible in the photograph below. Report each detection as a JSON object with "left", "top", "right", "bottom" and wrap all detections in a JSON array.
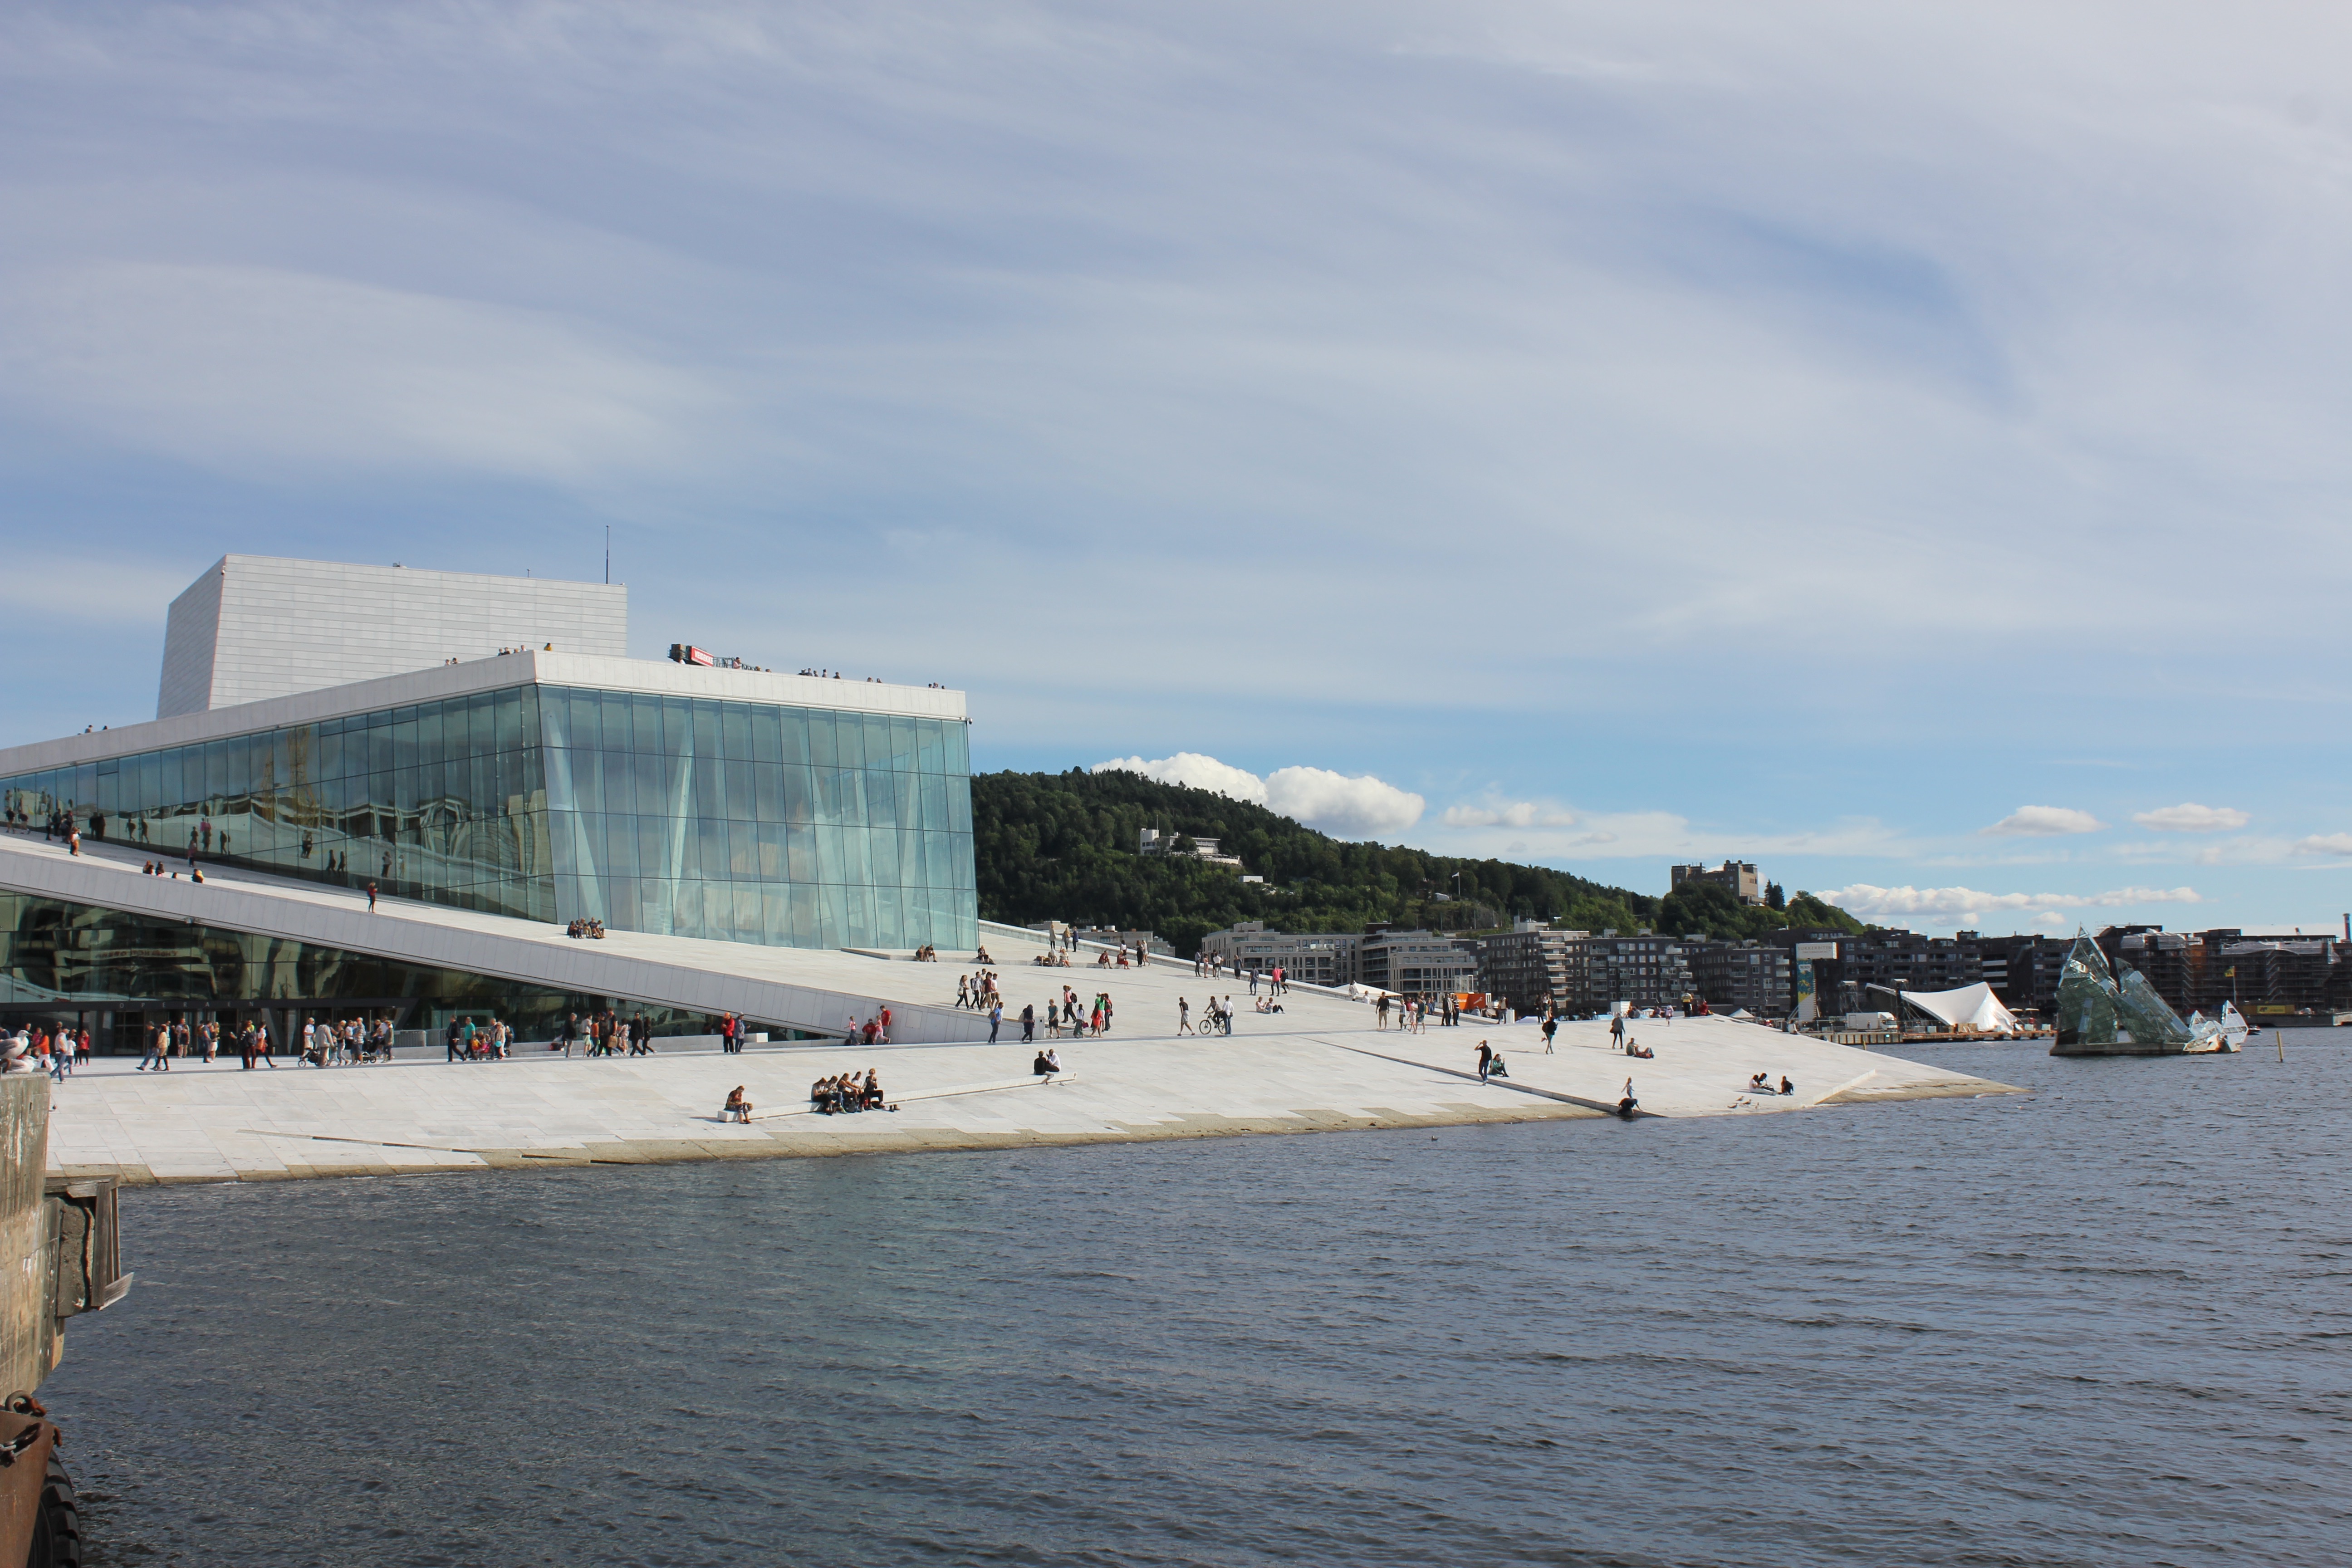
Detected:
[
  {"left": 0, "top": 891, "right": 745, "bottom": 1047},
  {"left": 538, "top": 687, "right": 975, "bottom": 952},
  {"left": 0, "top": 681, "right": 978, "bottom": 953},
  {"left": 0, "top": 686, "right": 551, "bottom": 918}
]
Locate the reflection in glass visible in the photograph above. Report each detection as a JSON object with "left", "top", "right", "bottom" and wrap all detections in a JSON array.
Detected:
[{"left": 1, "top": 682, "right": 974, "bottom": 953}]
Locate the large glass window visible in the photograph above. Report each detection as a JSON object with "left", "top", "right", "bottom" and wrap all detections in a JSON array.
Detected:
[{"left": 1, "top": 682, "right": 975, "bottom": 953}]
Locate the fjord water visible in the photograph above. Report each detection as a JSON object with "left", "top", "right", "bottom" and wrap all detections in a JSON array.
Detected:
[{"left": 47, "top": 1046, "right": 2349, "bottom": 1567}]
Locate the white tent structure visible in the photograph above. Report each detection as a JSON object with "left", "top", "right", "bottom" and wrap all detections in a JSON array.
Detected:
[{"left": 1896, "top": 981, "right": 2019, "bottom": 1034}]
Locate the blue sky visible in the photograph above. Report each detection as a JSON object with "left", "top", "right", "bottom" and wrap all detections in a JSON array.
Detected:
[{"left": 4, "top": 1, "right": 2349, "bottom": 936}]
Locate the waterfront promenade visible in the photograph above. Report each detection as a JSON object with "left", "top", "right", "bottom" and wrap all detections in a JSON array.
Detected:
[{"left": 44, "top": 1015, "right": 2018, "bottom": 1185}]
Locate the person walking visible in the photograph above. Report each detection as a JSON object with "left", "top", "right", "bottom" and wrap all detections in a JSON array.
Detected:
[
  {"left": 1376, "top": 994, "right": 1391, "bottom": 1030},
  {"left": 446, "top": 1018, "right": 465, "bottom": 1063},
  {"left": 1542, "top": 1014, "right": 1558, "bottom": 1054},
  {"left": 256, "top": 1022, "right": 275, "bottom": 1068},
  {"left": 366, "top": 881, "right": 378, "bottom": 911},
  {"left": 1609, "top": 1011, "right": 1626, "bottom": 1052},
  {"left": 137, "top": 1021, "right": 165, "bottom": 1072},
  {"left": 1178, "top": 997, "right": 1192, "bottom": 1035},
  {"left": 1021, "top": 1003, "right": 1035, "bottom": 1044},
  {"left": 721, "top": 1013, "right": 740, "bottom": 1054},
  {"left": 988, "top": 1000, "right": 1003, "bottom": 1044},
  {"left": 1476, "top": 1040, "right": 1493, "bottom": 1082}
]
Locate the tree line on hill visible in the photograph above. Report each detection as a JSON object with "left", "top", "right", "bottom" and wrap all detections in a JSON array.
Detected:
[{"left": 971, "top": 768, "right": 1863, "bottom": 958}]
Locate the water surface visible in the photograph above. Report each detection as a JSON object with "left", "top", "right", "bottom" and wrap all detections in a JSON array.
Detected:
[{"left": 45, "top": 1044, "right": 2352, "bottom": 1566}]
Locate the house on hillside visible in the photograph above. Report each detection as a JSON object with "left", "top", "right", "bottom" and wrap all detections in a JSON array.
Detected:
[{"left": 1137, "top": 827, "right": 1244, "bottom": 868}]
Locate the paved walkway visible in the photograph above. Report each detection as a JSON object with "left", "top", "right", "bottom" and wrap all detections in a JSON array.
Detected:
[{"left": 43, "top": 1014, "right": 2020, "bottom": 1185}]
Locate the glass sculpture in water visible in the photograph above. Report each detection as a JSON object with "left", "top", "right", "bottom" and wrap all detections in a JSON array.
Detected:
[{"left": 2054, "top": 931, "right": 2232, "bottom": 1053}]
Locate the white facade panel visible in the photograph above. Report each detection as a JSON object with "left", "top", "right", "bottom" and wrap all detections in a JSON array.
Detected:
[
  {"left": 156, "top": 565, "right": 225, "bottom": 721},
  {"left": 156, "top": 554, "right": 628, "bottom": 718}
]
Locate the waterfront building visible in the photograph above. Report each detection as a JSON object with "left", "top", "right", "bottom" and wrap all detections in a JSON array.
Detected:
[
  {"left": 1686, "top": 940, "right": 1794, "bottom": 1016},
  {"left": 1357, "top": 928, "right": 1479, "bottom": 995},
  {"left": 1197, "top": 922, "right": 1360, "bottom": 987},
  {"left": 2098, "top": 926, "right": 2351, "bottom": 1017},
  {"left": 1475, "top": 922, "right": 1584, "bottom": 1014},
  {"left": 1819, "top": 930, "right": 1981, "bottom": 1014},
  {"left": 1554, "top": 934, "right": 1698, "bottom": 1015},
  {"left": 0, "top": 557, "right": 976, "bottom": 1049}
]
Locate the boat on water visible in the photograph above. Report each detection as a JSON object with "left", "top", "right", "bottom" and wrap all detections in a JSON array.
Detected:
[{"left": 2052, "top": 932, "right": 2246, "bottom": 1056}]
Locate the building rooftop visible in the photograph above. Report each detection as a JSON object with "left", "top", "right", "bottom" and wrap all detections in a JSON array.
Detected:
[{"left": 0, "top": 649, "right": 966, "bottom": 777}]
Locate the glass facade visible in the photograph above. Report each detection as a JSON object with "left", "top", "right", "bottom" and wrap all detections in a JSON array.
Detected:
[
  {"left": 0, "top": 682, "right": 976, "bottom": 952},
  {"left": 0, "top": 891, "right": 758, "bottom": 1049}
]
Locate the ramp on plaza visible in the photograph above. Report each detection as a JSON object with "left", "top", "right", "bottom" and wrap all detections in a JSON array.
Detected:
[{"left": 0, "top": 833, "right": 1371, "bottom": 1044}]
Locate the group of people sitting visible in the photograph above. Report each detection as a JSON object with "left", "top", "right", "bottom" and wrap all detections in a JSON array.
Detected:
[
  {"left": 1031, "top": 948, "right": 1074, "bottom": 966},
  {"left": 911, "top": 944, "right": 941, "bottom": 962},
  {"left": 1029, "top": 1048, "right": 1065, "bottom": 1075},
  {"left": 137, "top": 859, "right": 201, "bottom": 882},
  {"left": 565, "top": 918, "right": 608, "bottom": 940},
  {"left": 1748, "top": 1072, "right": 1795, "bottom": 1096},
  {"left": 810, "top": 1068, "right": 887, "bottom": 1114}
]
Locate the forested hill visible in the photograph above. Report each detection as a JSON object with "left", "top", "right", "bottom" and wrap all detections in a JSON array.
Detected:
[{"left": 970, "top": 769, "right": 1862, "bottom": 958}]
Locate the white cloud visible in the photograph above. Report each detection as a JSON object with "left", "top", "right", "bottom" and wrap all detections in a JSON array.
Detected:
[
  {"left": 2292, "top": 833, "right": 2352, "bottom": 858},
  {"left": 0, "top": 556, "right": 196, "bottom": 627},
  {"left": 1826, "top": 883, "right": 2203, "bottom": 921},
  {"left": 1981, "top": 806, "right": 2107, "bottom": 837},
  {"left": 1091, "top": 755, "right": 1422, "bottom": 838},
  {"left": 2132, "top": 803, "right": 2249, "bottom": 833},
  {"left": 1441, "top": 800, "right": 1577, "bottom": 829},
  {"left": 0, "top": 263, "right": 713, "bottom": 482},
  {"left": 1093, "top": 753, "right": 1267, "bottom": 805},
  {"left": 2116, "top": 834, "right": 2351, "bottom": 868},
  {"left": 1264, "top": 766, "right": 1425, "bottom": 838}
]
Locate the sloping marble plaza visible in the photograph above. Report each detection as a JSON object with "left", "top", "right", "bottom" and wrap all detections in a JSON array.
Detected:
[{"left": 46, "top": 1013, "right": 2018, "bottom": 1186}]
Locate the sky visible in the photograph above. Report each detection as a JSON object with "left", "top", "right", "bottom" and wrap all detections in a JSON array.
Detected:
[{"left": 3, "top": 0, "right": 2350, "bottom": 937}]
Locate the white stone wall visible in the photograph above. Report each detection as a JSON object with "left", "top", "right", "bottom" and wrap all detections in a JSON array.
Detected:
[
  {"left": 155, "top": 555, "right": 628, "bottom": 719},
  {"left": 156, "top": 564, "right": 225, "bottom": 721}
]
